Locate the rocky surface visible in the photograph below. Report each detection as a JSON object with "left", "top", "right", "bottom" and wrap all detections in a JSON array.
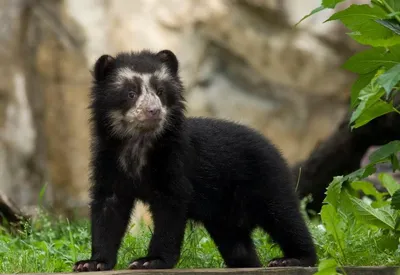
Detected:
[{"left": 0, "top": 0, "right": 367, "bottom": 218}]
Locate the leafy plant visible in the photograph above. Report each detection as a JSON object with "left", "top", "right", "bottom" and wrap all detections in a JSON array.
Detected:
[
  {"left": 314, "top": 258, "right": 341, "bottom": 275},
  {"left": 298, "top": 0, "right": 400, "bottom": 273},
  {"left": 300, "top": 0, "right": 400, "bottom": 126}
]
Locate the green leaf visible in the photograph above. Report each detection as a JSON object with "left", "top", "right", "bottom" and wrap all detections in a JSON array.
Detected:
[
  {"left": 320, "top": 204, "right": 346, "bottom": 255},
  {"left": 371, "top": 198, "right": 392, "bottom": 208},
  {"left": 376, "top": 230, "right": 400, "bottom": 251},
  {"left": 348, "top": 165, "right": 377, "bottom": 179},
  {"left": 391, "top": 153, "right": 400, "bottom": 171},
  {"left": 342, "top": 46, "right": 400, "bottom": 74},
  {"left": 322, "top": 0, "right": 346, "bottom": 8},
  {"left": 314, "top": 258, "right": 339, "bottom": 275},
  {"left": 369, "top": 141, "right": 400, "bottom": 162},
  {"left": 349, "top": 196, "right": 397, "bottom": 230},
  {"left": 379, "top": 173, "right": 400, "bottom": 196},
  {"left": 376, "top": 64, "right": 400, "bottom": 95},
  {"left": 392, "top": 189, "right": 400, "bottom": 210},
  {"left": 388, "top": 12, "right": 400, "bottom": 18},
  {"left": 351, "top": 71, "right": 377, "bottom": 108},
  {"left": 326, "top": 4, "right": 400, "bottom": 47},
  {"left": 350, "top": 81, "right": 393, "bottom": 128},
  {"left": 351, "top": 181, "right": 385, "bottom": 200},
  {"left": 351, "top": 99, "right": 394, "bottom": 128},
  {"left": 295, "top": 0, "right": 346, "bottom": 26},
  {"left": 295, "top": 6, "right": 325, "bottom": 26},
  {"left": 324, "top": 176, "right": 344, "bottom": 209},
  {"left": 348, "top": 178, "right": 389, "bottom": 208},
  {"left": 323, "top": 166, "right": 377, "bottom": 209},
  {"left": 327, "top": 4, "right": 385, "bottom": 22},
  {"left": 384, "top": 0, "right": 400, "bottom": 12},
  {"left": 340, "top": 188, "right": 359, "bottom": 212},
  {"left": 375, "top": 19, "right": 400, "bottom": 35}
]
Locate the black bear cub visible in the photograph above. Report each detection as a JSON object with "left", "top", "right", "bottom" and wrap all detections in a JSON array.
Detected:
[{"left": 73, "top": 49, "right": 317, "bottom": 272}]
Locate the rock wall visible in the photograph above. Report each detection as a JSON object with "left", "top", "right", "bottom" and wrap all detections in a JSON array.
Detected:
[
  {"left": 0, "top": 0, "right": 45, "bottom": 216},
  {"left": 0, "top": 0, "right": 366, "bottom": 217}
]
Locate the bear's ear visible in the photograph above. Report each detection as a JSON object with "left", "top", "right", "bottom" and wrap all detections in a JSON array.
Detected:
[
  {"left": 93, "top": 54, "right": 115, "bottom": 81},
  {"left": 157, "top": 50, "right": 179, "bottom": 76}
]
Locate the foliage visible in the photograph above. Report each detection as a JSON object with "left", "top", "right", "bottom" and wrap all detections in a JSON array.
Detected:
[
  {"left": 299, "top": 0, "right": 400, "bottom": 273},
  {"left": 299, "top": 0, "right": 400, "bottom": 128},
  {"left": 314, "top": 258, "right": 341, "bottom": 275},
  {"left": 0, "top": 210, "right": 284, "bottom": 272},
  {"left": 1, "top": 208, "right": 400, "bottom": 273}
]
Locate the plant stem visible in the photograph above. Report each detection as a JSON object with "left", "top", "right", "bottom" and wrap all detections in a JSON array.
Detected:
[
  {"left": 380, "top": 0, "right": 400, "bottom": 24},
  {"left": 295, "top": 167, "right": 302, "bottom": 192},
  {"left": 393, "top": 106, "right": 400, "bottom": 115}
]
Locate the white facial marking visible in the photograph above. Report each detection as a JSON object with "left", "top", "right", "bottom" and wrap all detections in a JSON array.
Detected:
[
  {"left": 115, "top": 66, "right": 170, "bottom": 87},
  {"left": 125, "top": 86, "right": 165, "bottom": 123},
  {"left": 109, "top": 66, "right": 170, "bottom": 138},
  {"left": 109, "top": 66, "right": 171, "bottom": 176},
  {"left": 154, "top": 65, "right": 170, "bottom": 82}
]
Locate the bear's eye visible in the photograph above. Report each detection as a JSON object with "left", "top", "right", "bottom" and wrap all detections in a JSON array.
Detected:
[
  {"left": 128, "top": 91, "right": 136, "bottom": 99},
  {"left": 156, "top": 87, "right": 164, "bottom": 96}
]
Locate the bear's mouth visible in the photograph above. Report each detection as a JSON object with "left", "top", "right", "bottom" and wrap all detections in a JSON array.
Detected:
[
  {"left": 123, "top": 116, "right": 163, "bottom": 133},
  {"left": 137, "top": 119, "right": 162, "bottom": 130},
  {"left": 108, "top": 108, "right": 165, "bottom": 137}
]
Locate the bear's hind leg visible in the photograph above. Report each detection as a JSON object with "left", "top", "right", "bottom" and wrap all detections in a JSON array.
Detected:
[
  {"left": 254, "top": 193, "right": 317, "bottom": 267},
  {"left": 205, "top": 224, "right": 261, "bottom": 268}
]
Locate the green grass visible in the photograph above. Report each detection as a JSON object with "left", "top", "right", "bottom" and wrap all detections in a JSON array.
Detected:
[
  {"left": 0, "top": 211, "right": 280, "bottom": 273},
  {"left": 0, "top": 207, "right": 399, "bottom": 273}
]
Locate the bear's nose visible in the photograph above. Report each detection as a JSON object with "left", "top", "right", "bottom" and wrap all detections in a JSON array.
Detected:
[{"left": 146, "top": 107, "right": 161, "bottom": 118}]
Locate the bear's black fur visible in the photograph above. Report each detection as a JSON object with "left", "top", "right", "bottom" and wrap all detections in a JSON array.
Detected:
[{"left": 73, "top": 49, "right": 317, "bottom": 272}]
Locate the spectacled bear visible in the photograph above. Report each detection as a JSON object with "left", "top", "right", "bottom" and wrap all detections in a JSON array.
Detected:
[{"left": 73, "top": 49, "right": 317, "bottom": 271}]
